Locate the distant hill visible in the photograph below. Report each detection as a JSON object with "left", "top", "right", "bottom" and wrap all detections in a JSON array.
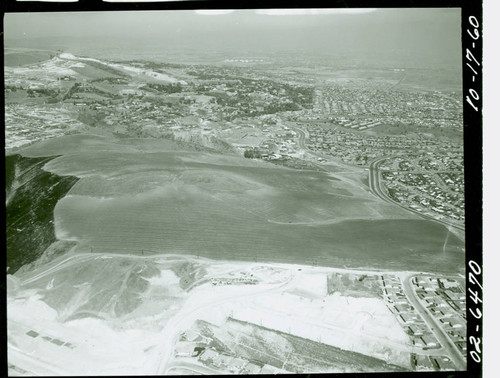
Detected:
[{"left": 4, "top": 49, "right": 55, "bottom": 67}]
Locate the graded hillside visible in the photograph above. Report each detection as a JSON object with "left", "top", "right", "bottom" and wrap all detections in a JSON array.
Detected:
[{"left": 14, "top": 134, "right": 464, "bottom": 273}]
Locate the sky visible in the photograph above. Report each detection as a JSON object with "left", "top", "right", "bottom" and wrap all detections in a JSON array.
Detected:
[{"left": 4, "top": 9, "right": 462, "bottom": 67}]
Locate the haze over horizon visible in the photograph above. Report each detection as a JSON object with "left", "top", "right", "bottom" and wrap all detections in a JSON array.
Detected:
[{"left": 5, "top": 8, "right": 461, "bottom": 68}]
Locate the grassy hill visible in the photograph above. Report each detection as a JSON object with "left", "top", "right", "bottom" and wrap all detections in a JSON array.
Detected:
[{"left": 12, "top": 134, "right": 464, "bottom": 273}]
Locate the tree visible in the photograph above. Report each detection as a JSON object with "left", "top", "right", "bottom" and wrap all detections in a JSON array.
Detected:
[{"left": 244, "top": 149, "right": 262, "bottom": 159}]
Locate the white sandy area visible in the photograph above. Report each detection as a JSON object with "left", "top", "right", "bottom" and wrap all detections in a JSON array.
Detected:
[
  {"left": 290, "top": 272, "right": 327, "bottom": 297},
  {"left": 7, "top": 56, "right": 80, "bottom": 77},
  {"left": 59, "top": 52, "right": 186, "bottom": 84},
  {"left": 231, "top": 292, "right": 411, "bottom": 368},
  {"left": 8, "top": 294, "right": 163, "bottom": 375},
  {"left": 146, "top": 269, "right": 180, "bottom": 286},
  {"left": 8, "top": 253, "right": 427, "bottom": 374}
]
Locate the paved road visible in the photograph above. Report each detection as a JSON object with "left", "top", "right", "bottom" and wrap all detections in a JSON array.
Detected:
[
  {"left": 290, "top": 125, "right": 357, "bottom": 170},
  {"left": 291, "top": 124, "right": 464, "bottom": 235},
  {"left": 291, "top": 126, "right": 465, "bottom": 234},
  {"left": 289, "top": 125, "right": 371, "bottom": 194},
  {"left": 400, "top": 274, "right": 466, "bottom": 370},
  {"left": 368, "top": 157, "right": 465, "bottom": 232},
  {"left": 290, "top": 125, "right": 464, "bottom": 235}
]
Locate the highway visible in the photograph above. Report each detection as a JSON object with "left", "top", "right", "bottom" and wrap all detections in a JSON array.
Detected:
[
  {"left": 291, "top": 125, "right": 465, "bottom": 236},
  {"left": 400, "top": 273, "right": 466, "bottom": 370},
  {"left": 290, "top": 122, "right": 465, "bottom": 235},
  {"left": 368, "top": 157, "right": 465, "bottom": 233}
]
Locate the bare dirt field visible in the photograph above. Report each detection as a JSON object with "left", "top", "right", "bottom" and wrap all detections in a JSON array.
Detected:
[{"left": 17, "top": 134, "right": 464, "bottom": 273}]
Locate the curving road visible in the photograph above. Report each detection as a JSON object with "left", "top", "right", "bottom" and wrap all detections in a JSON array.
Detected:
[
  {"left": 290, "top": 122, "right": 464, "bottom": 235},
  {"left": 291, "top": 126, "right": 465, "bottom": 236},
  {"left": 400, "top": 274, "right": 466, "bottom": 370},
  {"left": 368, "top": 157, "right": 465, "bottom": 232}
]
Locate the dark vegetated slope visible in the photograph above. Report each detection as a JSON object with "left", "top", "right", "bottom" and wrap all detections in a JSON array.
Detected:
[
  {"left": 6, "top": 154, "right": 78, "bottom": 273},
  {"left": 70, "top": 64, "right": 123, "bottom": 80}
]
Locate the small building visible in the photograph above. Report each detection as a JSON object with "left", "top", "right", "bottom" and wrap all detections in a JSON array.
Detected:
[
  {"left": 400, "top": 314, "right": 414, "bottom": 324},
  {"left": 455, "top": 341, "right": 467, "bottom": 351},
  {"left": 395, "top": 304, "right": 411, "bottom": 313},
  {"left": 433, "top": 356, "right": 455, "bottom": 371},
  {"left": 415, "top": 356, "right": 435, "bottom": 370},
  {"left": 421, "top": 335, "right": 439, "bottom": 348},
  {"left": 408, "top": 326, "right": 424, "bottom": 336}
]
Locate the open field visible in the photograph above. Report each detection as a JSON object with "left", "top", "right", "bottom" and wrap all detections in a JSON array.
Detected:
[
  {"left": 12, "top": 134, "right": 464, "bottom": 273},
  {"left": 4, "top": 48, "right": 55, "bottom": 67}
]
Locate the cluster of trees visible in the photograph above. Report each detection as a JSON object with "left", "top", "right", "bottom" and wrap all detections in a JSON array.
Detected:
[
  {"left": 285, "top": 85, "right": 314, "bottom": 109},
  {"left": 354, "top": 154, "right": 369, "bottom": 165},
  {"left": 85, "top": 60, "right": 126, "bottom": 77},
  {"left": 264, "top": 101, "right": 300, "bottom": 113},
  {"left": 27, "top": 88, "right": 60, "bottom": 98},
  {"left": 62, "top": 83, "right": 81, "bottom": 101},
  {"left": 243, "top": 149, "right": 262, "bottom": 159},
  {"left": 192, "top": 73, "right": 314, "bottom": 115},
  {"left": 6, "top": 85, "right": 22, "bottom": 92},
  {"left": 90, "top": 77, "right": 127, "bottom": 84},
  {"left": 138, "top": 61, "right": 185, "bottom": 70},
  {"left": 146, "top": 82, "right": 183, "bottom": 94},
  {"left": 186, "top": 70, "right": 227, "bottom": 80}
]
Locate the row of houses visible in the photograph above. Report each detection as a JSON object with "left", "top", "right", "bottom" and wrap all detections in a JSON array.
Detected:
[
  {"left": 413, "top": 276, "right": 467, "bottom": 359},
  {"left": 210, "top": 277, "right": 258, "bottom": 286},
  {"left": 413, "top": 354, "right": 455, "bottom": 371},
  {"left": 380, "top": 275, "right": 441, "bottom": 351}
]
